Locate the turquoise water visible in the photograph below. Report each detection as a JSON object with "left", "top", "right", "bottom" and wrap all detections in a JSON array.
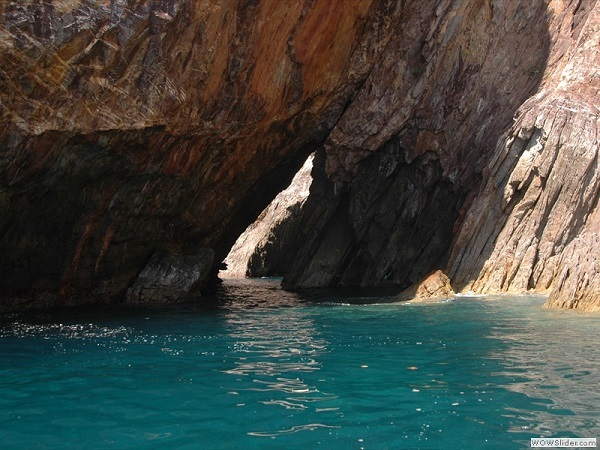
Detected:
[{"left": 1, "top": 278, "right": 599, "bottom": 449}]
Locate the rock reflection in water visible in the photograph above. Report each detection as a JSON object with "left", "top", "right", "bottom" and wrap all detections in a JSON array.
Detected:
[
  {"left": 218, "top": 279, "right": 339, "bottom": 433},
  {"left": 223, "top": 310, "right": 326, "bottom": 378}
]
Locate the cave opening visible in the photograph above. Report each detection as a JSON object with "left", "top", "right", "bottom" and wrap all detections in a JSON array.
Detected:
[{"left": 219, "top": 153, "right": 315, "bottom": 281}]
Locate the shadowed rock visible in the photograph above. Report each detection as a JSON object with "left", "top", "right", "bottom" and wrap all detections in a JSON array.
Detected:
[
  {"left": 221, "top": 155, "right": 314, "bottom": 278},
  {"left": 126, "top": 250, "right": 214, "bottom": 304}
]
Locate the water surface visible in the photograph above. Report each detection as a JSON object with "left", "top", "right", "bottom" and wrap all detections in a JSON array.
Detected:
[{"left": 1, "top": 278, "right": 599, "bottom": 449}]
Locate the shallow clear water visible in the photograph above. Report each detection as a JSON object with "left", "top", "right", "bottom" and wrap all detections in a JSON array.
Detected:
[{"left": 1, "top": 278, "right": 599, "bottom": 449}]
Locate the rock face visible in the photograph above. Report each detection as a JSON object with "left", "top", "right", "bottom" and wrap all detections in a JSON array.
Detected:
[
  {"left": 447, "top": 2, "right": 600, "bottom": 309},
  {"left": 126, "top": 250, "right": 214, "bottom": 304},
  {"left": 397, "top": 270, "right": 455, "bottom": 303},
  {"left": 0, "top": 0, "right": 598, "bottom": 310},
  {"left": 546, "top": 234, "right": 600, "bottom": 312},
  {"left": 0, "top": 0, "right": 396, "bottom": 307},
  {"left": 221, "top": 154, "right": 313, "bottom": 278},
  {"left": 281, "top": 0, "right": 600, "bottom": 311},
  {"left": 282, "top": 0, "right": 554, "bottom": 289}
]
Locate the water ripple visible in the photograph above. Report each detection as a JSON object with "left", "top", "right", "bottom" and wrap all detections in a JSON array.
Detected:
[
  {"left": 247, "top": 423, "right": 341, "bottom": 437},
  {"left": 1, "top": 279, "right": 599, "bottom": 449},
  {"left": 1, "top": 322, "right": 131, "bottom": 340}
]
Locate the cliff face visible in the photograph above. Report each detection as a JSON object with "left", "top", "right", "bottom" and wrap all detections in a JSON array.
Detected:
[
  {"left": 1, "top": 0, "right": 598, "bottom": 310},
  {"left": 279, "top": 0, "right": 600, "bottom": 310},
  {"left": 282, "top": 0, "right": 555, "bottom": 289},
  {"left": 0, "top": 0, "right": 396, "bottom": 306},
  {"left": 449, "top": 2, "right": 600, "bottom": 310}
]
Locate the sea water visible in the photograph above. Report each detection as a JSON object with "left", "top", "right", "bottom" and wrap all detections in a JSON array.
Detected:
[{"left": 1, "top": 278, "right": 599, "bottom": 449}]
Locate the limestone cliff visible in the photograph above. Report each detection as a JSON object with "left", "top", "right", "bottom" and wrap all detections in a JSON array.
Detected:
[{"left": 0, "top": 0, "right": 598, "bottom": 310}]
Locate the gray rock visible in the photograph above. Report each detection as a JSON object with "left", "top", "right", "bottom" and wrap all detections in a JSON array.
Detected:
[{"left": 126, "top": 250, "right": 214, "bottom": 304}]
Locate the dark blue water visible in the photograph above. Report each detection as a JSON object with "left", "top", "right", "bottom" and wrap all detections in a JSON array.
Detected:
[{"left": 1, "top": 278, "right": 599, "bottom": 449}]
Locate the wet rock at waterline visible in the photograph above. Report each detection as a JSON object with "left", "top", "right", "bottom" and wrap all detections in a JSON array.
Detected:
[
  {"left": 397, "top": 270, "right": 455, "bottom": 303},
  {"left": 126, "top": 250, "right": 214, "bottom": 304}
]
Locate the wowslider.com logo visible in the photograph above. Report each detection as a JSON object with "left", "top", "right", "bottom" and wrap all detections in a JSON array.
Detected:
[{"left": 531, "top": 438, "right": 596, "bottom": 448}]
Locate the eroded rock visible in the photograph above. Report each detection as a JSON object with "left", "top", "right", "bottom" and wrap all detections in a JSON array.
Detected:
[
  {"left": 221, "top": 154, "right": 314, "bottom": 278},
  {"left": 282, "top": 0, "right": 552, "bottom": 290},
  {"left": 397, "top": 270, "right": 455, "bottom": 302},
  {"left": 281, "top": 0, "right": 600, "bottom": 312},
  {"left": 0, "top": 0, "right": 400, "bottom": 306},
  {"left": 282, "top": 146, "right": 460, "bottom": 289},
  {"left": 0, "top": 0, "right": 598, "bottom": 310},
  {"left": 447, "top": 2, "right": 600, "bottom": 308},
  {"left": 545, "top": 233, "right": 600, "bottom": 312}
]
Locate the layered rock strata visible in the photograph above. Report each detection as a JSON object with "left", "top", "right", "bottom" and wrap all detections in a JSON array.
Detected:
[
  {"left": 447, "top": 1, "right": 600, "bottom": 310},
  {"left": 0, "top": 0, "right": 399, "bottom": 307},
  {"left": 0, "top": 0, "right": 598, "bottom": 310},
  {"left": 281, "top": 0, "right": 600, "bottom": 311},
  {"left": 282, "top": 0, "right": 554, "bottom": 289}
]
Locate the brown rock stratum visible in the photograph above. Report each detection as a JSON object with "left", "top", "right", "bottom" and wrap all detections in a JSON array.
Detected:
[{"left": 0, "top": 0, "right": 598, "bottom": 310}]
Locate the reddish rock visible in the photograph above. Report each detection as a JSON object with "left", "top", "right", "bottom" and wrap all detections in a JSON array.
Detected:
[
  {"left": 282, "top": 0, "right": 554, "bottom": 290},
  {"left": 0, "top": 0, "right": 397, "bottom": 307},
  {"left": 546, "top": 233, "right": 600, "bottom": 312},
  {"left": 282, "top": 0, "right": 600, "bottom": 312},
  {"left": 447, "top": 1, "right": 600, "bottom": 309}
]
